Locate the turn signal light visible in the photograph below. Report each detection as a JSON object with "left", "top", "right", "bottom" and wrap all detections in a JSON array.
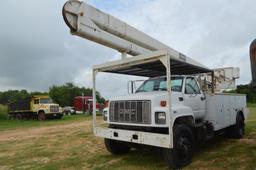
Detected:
[{"left": 160, "top": 100, "right": 167, "bottom": 107}]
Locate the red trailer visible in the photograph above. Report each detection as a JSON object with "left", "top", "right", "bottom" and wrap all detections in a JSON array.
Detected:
[{"left": 74, "top": 96, "right": 102, "bottom": 113}]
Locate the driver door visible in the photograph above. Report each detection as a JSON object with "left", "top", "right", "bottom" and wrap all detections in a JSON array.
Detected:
[{"left": 183, "top": 77, "right": 206, "bottom": 119}]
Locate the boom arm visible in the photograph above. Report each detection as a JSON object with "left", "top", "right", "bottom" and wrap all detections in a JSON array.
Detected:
[
  {"left": 62, "top": 0, "right": 209, "bottom": 71},
  {"left": 63, "top": 0, "right": 178, "bottom": 56}
]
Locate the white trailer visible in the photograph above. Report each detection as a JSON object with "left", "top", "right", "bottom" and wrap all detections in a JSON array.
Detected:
[{"left": 62, "top": 1, "right": 249, "bottom": 168}]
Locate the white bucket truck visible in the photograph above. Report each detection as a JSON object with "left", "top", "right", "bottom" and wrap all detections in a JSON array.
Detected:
[{"left": 62, "top": 1, "right": 248, "bottom": 168}]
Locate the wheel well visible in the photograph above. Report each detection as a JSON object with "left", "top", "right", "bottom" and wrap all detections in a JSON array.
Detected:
[
  {"left": 38, "top": 110, "right": 45, "bottom": 114},
  {"left": 174, "top": 116, "right": 194, "bottom": 127}
]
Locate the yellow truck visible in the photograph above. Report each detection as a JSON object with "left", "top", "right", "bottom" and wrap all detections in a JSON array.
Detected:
[{"left": 8, "top": 95, "right": 62, "bottom": 121}]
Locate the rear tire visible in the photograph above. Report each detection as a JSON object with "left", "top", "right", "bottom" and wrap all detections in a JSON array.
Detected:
[
  {"left": 227, "top": 114, "right": 245, "bottom": 139},
  {"left": 15, "top": 113, "right": 23, "bottom": 120},
  {"left": 163, "top": 124, "right": 195, "bottom": 169},
  {"left": 104, "top": 138, "right": 130, "bottom": 155},
  {"left": 38, "top": 111, "right": 46, "bottom": 121}
]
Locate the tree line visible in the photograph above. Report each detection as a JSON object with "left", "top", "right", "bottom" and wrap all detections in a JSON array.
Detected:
[
  {"left": 226, "top": 84, "right": 256, "bottom": 103},
  {"left": 0, "top": 83, "right": 105, "bottom": 106}
]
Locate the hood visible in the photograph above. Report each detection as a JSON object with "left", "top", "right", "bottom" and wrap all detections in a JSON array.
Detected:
[{"left": 110, "top": 91, "right": 183, "bottom": 106}]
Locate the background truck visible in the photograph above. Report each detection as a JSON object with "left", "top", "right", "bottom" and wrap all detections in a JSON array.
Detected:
[
  {"left": 74, "top": 96, "right": 103, "bottom": 114},
  {"left": 62, "top": 1, "right": 249, "bottom": 168},
  {"left": 8, "top": 95, "right": 62, "bottom": 121}
]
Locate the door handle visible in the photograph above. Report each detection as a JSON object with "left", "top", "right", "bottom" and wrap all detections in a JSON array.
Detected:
[{"left": 179, "top": 97, "right": 184, "bottom": 101}]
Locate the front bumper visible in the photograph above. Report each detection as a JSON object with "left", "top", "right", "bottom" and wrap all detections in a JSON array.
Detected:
[{"left": 94, "top": 127, "right": 173, "bottom": 148}]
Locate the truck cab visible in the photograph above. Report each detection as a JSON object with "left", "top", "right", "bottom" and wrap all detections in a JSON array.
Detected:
[
  {"left": 104, "top": 76, "right": 207, "bottom": 129},
  {"left": 31, "top": 96, "right": 62, "bottom": 121}
]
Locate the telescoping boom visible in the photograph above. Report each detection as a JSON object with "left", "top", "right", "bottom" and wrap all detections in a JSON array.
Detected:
[
  {"left": 63, "top": 0, "right": 169, "bottom": 56},
  {"left": 62, "top": 0, "right": 206, "bottom": 69}
]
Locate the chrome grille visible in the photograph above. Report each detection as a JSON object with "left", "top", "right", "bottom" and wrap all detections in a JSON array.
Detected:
[
  {"left": 50, "top": 105, "right": 59, "bottom": 113},
  {"left": 109, "top": 100, "right": 151, "bottom": 124}
]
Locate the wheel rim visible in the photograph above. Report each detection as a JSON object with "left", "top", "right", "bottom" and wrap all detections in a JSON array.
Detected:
[
  {"left": 38, "top": 113, "right": 45, "bottom": 121},
  {"left": 176, "top": 136, "right": 192, "bottom": 162}
]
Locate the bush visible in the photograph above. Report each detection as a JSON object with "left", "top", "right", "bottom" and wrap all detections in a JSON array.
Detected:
[{"left": 0, "top": 104, "right": 7, "bottom": 120}]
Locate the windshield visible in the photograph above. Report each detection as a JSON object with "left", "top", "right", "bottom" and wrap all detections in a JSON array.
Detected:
[
  {"left": 40, "top": 98, "right": 53, "bottom": 104},
  {"left": 136, "top": 77, "right": 183, "bottom": 93}
]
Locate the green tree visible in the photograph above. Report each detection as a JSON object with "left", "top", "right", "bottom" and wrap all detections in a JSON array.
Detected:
[
  {"left": 49, "top": 83, "right": 105, "bottom": 106},
  {"left": 0, "top": 90, "right": 30, "bottom": 104}
]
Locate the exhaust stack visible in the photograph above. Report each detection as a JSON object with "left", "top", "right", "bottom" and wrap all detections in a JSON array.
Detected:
[{"left": 250, "top": 39, "right": 256, "bottom": 87}]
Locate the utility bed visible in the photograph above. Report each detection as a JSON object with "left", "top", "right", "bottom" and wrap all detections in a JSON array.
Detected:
[{"left": 205, "top": 93, "right": 248, "bottom": 131}]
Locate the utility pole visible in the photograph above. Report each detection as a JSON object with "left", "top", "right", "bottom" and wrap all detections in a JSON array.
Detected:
[{"left": 82, "top": 92, "right": 85, "bottom": 114}]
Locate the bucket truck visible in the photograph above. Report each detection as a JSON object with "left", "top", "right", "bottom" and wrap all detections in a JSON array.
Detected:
[{"left": 62, "top": 1, "right": 248, "bottom": 168}]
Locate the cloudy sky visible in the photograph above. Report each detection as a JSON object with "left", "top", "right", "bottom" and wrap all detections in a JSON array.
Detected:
[{"left": 0, "top": 0, "right": 255, "bottom": 98}]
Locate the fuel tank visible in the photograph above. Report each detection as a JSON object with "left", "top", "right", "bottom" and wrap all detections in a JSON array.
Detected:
[{"left": 250, "top": 39, "right": 256, "bottom": 87}]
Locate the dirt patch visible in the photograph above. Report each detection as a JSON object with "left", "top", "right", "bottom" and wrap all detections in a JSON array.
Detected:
[
  {"left": 239, "top": 138, "right": 256, "bottom": 145},
  {"left": 0, "top": 121, "right": 91, "bottom": 142}
]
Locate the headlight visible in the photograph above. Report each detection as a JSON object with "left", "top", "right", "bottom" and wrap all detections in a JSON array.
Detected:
[
  {"left": 155, "top": 112, "right": 166, "bottom": 124},
  {"left": 103, "top": 110, "right": 108, "bottom": 121}
]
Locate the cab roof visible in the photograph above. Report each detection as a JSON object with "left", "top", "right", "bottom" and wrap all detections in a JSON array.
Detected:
[
  {"left": 31, "top": 95, "right": 50, "bottom": 99},
  {"left": 93, "top": 50, "right": 211, "bottom": 77}
]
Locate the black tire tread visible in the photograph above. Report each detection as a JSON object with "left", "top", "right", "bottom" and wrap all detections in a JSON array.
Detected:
[
  {"left": 163, "top": 124, "right": 195, "bottom": 169},
  {"left": 104, "top": 138, "right": 130, "bottom": 155}
]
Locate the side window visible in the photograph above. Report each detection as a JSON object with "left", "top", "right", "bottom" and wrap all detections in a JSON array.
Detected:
[
  {"left": 34, "top": 99, "right": 39, "bottom": 104},
  {"left": 159, "top": 81, "right": 167, "bottom": 90},
  {"left": 185, "top": 78, "right": 200, "bottom": 94}
]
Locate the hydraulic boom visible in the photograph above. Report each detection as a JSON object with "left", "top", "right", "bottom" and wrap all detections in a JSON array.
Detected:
[{"left": 62, "top": 0, "right": 170, "bottom": 56}]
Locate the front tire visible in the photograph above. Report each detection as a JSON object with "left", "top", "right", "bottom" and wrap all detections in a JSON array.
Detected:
[
  {"left": 163, "top": 124, "right": 195, "bottom": 169},
  {"left": 38, "top": 111, "right": 46, "bottom": 121},
  {"left": 104, "top": 138, "right": 130, "bottom": 155}
]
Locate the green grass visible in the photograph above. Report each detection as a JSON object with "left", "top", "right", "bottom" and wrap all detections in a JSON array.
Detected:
[
  {"left": 0, "top": 105, "right": 255, "bottom": 169},
  {"left": 0, "top": 115, "right": 90, "bottom": 131},
  {"left": 0, "top": 104, "right": 7, "bottom": 120},
  {"left": 247, "top": 104, "right": 256, "bottom": 120}
]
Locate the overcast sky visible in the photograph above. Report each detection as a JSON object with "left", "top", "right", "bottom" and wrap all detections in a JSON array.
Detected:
[{"left": 0, "top": 0, "right": 255, "bottom": 99}]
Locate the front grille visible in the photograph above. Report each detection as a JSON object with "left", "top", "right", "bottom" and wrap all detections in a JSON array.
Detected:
[
  {"left": 109, "top": 100, "right": 151, "bottom": 124},
  {"left": 50, "top": 105, "right": 59, "bottom": 113}
]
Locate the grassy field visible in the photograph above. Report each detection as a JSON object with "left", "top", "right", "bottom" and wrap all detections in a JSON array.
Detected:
[{"left": 0, "top": 105, "right": 255, "bottom": 170}]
